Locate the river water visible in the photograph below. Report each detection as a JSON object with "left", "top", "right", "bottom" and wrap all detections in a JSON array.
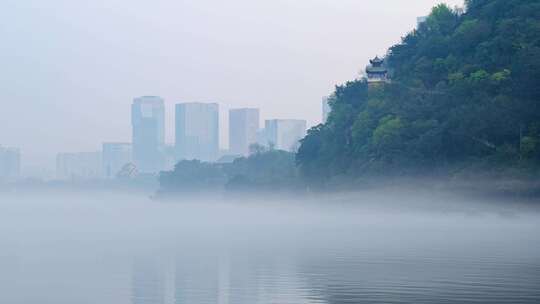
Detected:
[{"left": 1, "top": 191, "right": 539, "bottom": 303}]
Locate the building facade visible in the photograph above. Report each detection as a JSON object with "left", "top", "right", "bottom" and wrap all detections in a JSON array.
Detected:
[
  {"left": 229, "top": 108, "right": 260, "bottom": 156},
  {"left": 259, "top": 119, "right": 307, "bottom": 152},
  {"left": 56, "top": 152, "right": 102, "bottom": 180},
  {"left": 131, "top": 96, "right": 165, "bottom": 173},
  {"left": 0, "top": 146, "right": 20, "bottom": 181},
  {"left": 175, "top": 102, "right": 219, "bottom": 162},
  {"left": 102, "top": 142, "right": 132, "bottom": 179}
]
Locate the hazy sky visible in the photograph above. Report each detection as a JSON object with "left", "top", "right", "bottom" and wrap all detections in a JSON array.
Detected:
[{"left": 0, "top": 0, "right": 463, "bottom": 176}]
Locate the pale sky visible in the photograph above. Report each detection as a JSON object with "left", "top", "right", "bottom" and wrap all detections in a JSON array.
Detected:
[{"left": 0, "top": 0, "right": 463, "bottom": 177}]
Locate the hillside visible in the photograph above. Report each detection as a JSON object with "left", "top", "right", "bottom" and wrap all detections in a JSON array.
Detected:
[{"left": 297, "top": 0, "right": 540, "bottom": 185}]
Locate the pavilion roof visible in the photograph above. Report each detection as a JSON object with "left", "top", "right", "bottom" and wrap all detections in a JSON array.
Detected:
[{"left": 366, "top": 66, "right": 387, "bottom": 73}]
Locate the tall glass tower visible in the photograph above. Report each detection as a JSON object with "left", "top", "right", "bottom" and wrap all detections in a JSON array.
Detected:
[
  {"left": 229, "top": 108, "right": 259, "bottom": 156},
  {"left": 175, "top": 102, "right": 219, "bottom": 162},
  {"left": 131, "top": 96, "right": 165, "bottom": 173}
]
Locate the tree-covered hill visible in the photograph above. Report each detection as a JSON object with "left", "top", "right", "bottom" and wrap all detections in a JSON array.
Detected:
[{"left": 297, "top": 0, "right": 540, "bottom": 185}]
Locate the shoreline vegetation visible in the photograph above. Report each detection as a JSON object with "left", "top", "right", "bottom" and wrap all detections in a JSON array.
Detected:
[
  {"left": 3, "top": 174, "right": 539, "bottom": 206},
  {"left": 154, "top": 156, "right": 540, "bottom": 201},
  {"left": 1, "top": 164, "right": 539, "bottom": 202}
]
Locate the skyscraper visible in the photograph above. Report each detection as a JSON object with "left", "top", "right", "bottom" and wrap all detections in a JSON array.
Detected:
[
  {"left": 229, "top": 108, "right": 260, "bottom": 156},
  {"left": 102, "top": 142, "right": 132, "bottom": 179},
  {"left": 260, "top": 119, "right": 307, "bottom": 152},
  {"left": 0, "top": 146, "right": 20, "bottom": 181},
  {"left": 131, "top": 96, "right": 165, "bottom": 173},
  {"left": 175, "top": 102, "right": 219, "bottom": 162}
]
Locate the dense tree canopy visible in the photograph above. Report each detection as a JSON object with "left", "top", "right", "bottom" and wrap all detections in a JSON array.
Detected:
[
  {"left": 297, "top": 0, "right": 540, "bottom": 183},
  {"left": 158, "top": 149, "right": 299, "bottom": 195},
  {"left": 224, "top": 149, "right": 298, "bottom": 191},
  {"left": 159, "top": 160, "right": 226, "bottom": 193}
]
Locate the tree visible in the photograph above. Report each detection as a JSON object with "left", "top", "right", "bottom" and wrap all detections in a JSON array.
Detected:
[{"left": 158, "top": 160, "right": 225, "bottom": 193}]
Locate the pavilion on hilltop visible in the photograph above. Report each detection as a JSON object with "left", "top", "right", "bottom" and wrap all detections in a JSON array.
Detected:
[{"left": 365, "top": 56, "right": 389, "bottom": 84}]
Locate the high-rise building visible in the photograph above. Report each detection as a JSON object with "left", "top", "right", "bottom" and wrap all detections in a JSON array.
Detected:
[
  {"left": 0, "top": 146, "right": 20, "bottom": 181},
  {"left": 322, "top": 96, "right": 331, "bottom": 123},
  {"left": 132, "top": 96, "right": 165, "bottom": 173},
  {"left": 175, "top": 102, "right": 219, "bottom": 162},
  {"left": 102, "top": 143, "right": 132, "bottom": 179},
  {"left": 56, "top": 152, "right": 102, "bottom": 180},
  {"left": 229, "top": 108, "right": 260, "bottom": 156},
  {"left": 259, "top": 119, "right": 307, "bottom": 152}
]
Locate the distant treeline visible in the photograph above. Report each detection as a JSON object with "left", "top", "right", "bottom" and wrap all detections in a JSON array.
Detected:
[
  {"left": 158, "top": 0, "right": 540, "bottom": 195},
  {"left": 158, "top": 146, "right": 302, "bottom": 196}
]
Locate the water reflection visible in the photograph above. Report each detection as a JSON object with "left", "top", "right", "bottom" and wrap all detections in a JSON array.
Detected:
[
  {"left": 2, "top": 193, "right": 540, "bottom": 304},
  {"left": 131, "top": 254, "right": 325, "bottom": 304},
  {"left": 175, "top": 255, "right": 222, "bottom": 304},
  {"left": 130, "top": 242, "right": 540, "bottom": 304},
  {"left": 132, "top": 259, "right": 165, "bottom": 304}
]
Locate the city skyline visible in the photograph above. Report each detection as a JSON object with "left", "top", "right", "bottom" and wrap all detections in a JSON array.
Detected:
[
  {"left": 0, "top": 0, "right": 463, "bottom": 177},
  {"left": 49, "top": 101, "right": 307, "bottom": 178},
  {"left": 1, "top": 54, "right": 405, "bottom": 179}
]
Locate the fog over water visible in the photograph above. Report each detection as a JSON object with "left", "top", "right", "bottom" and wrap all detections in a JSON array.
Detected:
[
  {"left": 1, "top": 191, "right": 539, "bottom": 303},
  {"left": 2, "top": 0, "right": 538, "bottom": 302}
]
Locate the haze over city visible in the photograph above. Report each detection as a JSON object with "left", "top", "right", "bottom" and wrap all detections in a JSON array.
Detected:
[
  {"left": 2, "top": 1, "right": 540, "bottom": 303},
  {"left": 1, "top": 0, "right": 462, "bottom": 177}
]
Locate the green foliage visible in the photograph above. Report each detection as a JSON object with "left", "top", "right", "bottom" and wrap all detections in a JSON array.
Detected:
[
  {"left": 296, "top": 80, "right": 370, "bottom": 183},
  {"left": 372, "top": 116, "right": 404, "bottom": 150},
  {"left": 521, "top": 137, "right": 539, "bottom": 159},
  {"left": 224, "top": 150, "right": 298, "bottom": 191},
  {"left": 158, "top": 150, "right": 299, "bottom": 195},
  {"left": 159, "top": 160, "right": 225, "bottom": 193},
  {"left": 297, "top": 0, "right": 540, "bottom": 184}
]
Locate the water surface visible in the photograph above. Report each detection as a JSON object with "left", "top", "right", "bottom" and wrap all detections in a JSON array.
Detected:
[{"left": 1, "top": 191, "right": 539, "bottom": 303}]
